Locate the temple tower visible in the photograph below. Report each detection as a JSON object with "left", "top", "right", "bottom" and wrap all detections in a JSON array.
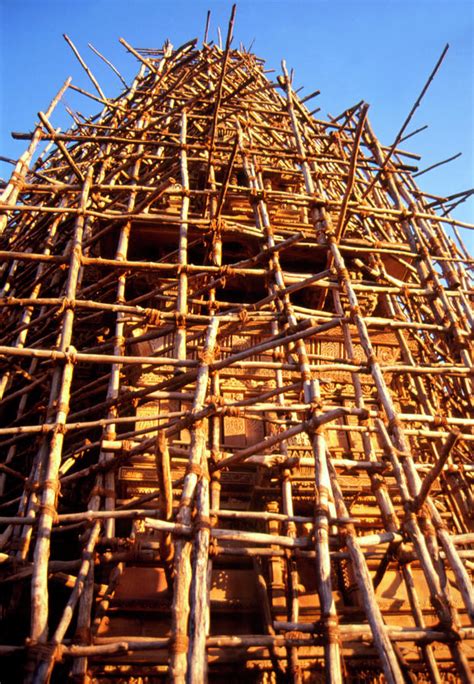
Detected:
[{"left": 0, "top": 13, "right": 472, "bottom": 683}]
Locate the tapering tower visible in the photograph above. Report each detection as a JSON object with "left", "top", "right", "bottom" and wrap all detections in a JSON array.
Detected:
[{"left": 0, "top": 14, "right": 472, "bottom": 684}]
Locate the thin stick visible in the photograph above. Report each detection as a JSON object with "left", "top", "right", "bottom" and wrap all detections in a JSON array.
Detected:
[
  {"left": 413, "top": 152, "right": 462, "bottom": 178},
  {"left": 362, "top": 43, "right": 449, "bottom": 199},
  {"left": 63, "top": 34, "right": 107, "bottom": 100},
  {"left": 88, "top": 42, "right": 128, "bottom": 88}
]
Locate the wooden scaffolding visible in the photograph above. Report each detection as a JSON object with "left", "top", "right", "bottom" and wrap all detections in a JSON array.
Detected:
[{"left": 0, "top": 10, "right": 473, "bottom": 684}]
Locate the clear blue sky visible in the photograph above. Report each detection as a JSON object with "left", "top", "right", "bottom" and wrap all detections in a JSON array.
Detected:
[{"left": 1, "top": 0, "right": 473, "bottom": 245}]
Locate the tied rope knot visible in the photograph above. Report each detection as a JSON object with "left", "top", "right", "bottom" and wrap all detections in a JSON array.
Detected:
[
  {"left": 433, "top": 413, "right": 449, "bottom": 429},
  {"left": 170, "top": 634, "right": 189, "bottom": 654},
  {"left": 174, "top": 312, "right": 186, "bottom": 329},
  {"left": 65, "top": 345, "right": 77, "bottom": 366},
  {"left": 401, "top": 284, "right": 411, "bottom": 300},
  {"left": 9, "top": 170, "right": 25, "bottom": 188},
  {"left": 209, "top": 217, "right": 222, "bottom": 233},
  {"left": 144, "top": 308, "right": 162, "bottom": 326},
  {"left": 199, "top": 349, "right": 214, "bottom": 365},
  {"left": 388, "top": 416, "right": 403, "bottom": 431},
  {"left": 194, "top": 514, "right": 212, "bottom": 532},
  {"left": 25, "top": 639, "right": 62, "bottom": 662},
  {"left": 56, "top": 298, "right": 75, "bottom": 317},
  {"left": 206, "top": 394, "right": 226, "bottom": 408},
  {"left": 43, "top": 477, "right": 61, "bottom": 499},
  {"left": 399, "top": 207, "right": 413, "bottom": 221},
  {"left": 186, "top": 461, "right": 208, "bottom": 479},
  {"left": 322, "top": 615, "right": 341, "bottom": 645},
  {"left": 39, "top": 502, "right": 60, "bottom": 525},
  {"left": 366, "top": 351, "right": 378, "bottom": 366},
  {"left": 219, "top": 264, "right": 236, "bottom": 280},
  {"left": 223, "top": 406, "right": 242, "bottom": 418}
]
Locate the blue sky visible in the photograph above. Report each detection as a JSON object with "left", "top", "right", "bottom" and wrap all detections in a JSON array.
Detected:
[{"left": 1, "top": 0, "right": 473, "bottom": 245}]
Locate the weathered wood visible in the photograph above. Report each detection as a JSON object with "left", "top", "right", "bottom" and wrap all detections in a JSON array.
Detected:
[
  {"left": 30, "top": 167, "right": 93, "bottom": 650},
  {"left": 0, "top": 19, "right": 472, "bottom": 684}
]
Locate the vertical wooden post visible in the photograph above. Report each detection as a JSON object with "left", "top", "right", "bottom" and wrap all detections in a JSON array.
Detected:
[{"left": 170, "top": 318, "right": 218, "bottom": 682}]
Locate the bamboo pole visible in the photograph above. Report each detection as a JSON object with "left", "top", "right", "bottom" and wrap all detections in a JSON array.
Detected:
[
  {"left": 173, "top": 110, "right": 190, "bottom": 361},
  {"left": 32, "top": 522, "right": 101, "bottom": 683},
  {"left": 411, "top": 430, "right": 460, "bottom": 512},
  {"left": 328, "top": 460, "right": 405, "bottom": 684},
  {"left": 332, "top": 277, "right": 443, "bottom": 682},
  {"left": 63, "top": 34, "right": 107, "bottom": 101},
  {"left": 281, "top": 72, "right": 405, "bottom": 683},
  {"left": 361, "top": 120, "right": 474, "bottom": 631},
  {"left": 0, "top": 78, "right": 71, "bottom": 234},
  {"left": 169, "top": 317, "right": 219, "bottom": 682},
  {"left": 29, "top": 167, "right": 93, "bottom": 653},
  {"left": 99, "top": 118, "right": 146, "bottom": 539},
  {"left": 239, "top": 115, "right": 343, "bottom": 683}
]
